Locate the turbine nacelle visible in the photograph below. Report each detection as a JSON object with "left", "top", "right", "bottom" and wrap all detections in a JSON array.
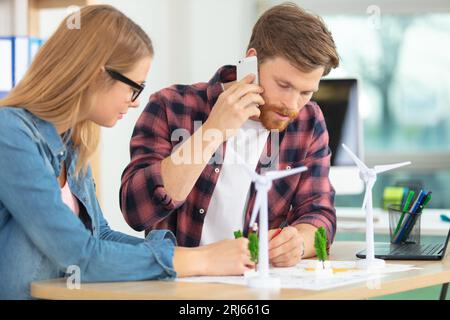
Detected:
[{"left": 359, "top": 170, "right": 376, "bottom": 182}]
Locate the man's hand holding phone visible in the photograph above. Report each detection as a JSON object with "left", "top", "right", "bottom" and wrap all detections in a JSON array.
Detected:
[{"left": 205, "top": 73, "right": 264, "bottom": 141}]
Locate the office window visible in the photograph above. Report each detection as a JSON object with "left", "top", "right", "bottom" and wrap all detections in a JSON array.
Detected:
[
  {"left": 323, "top": 14, "right": 450, "bottom": 154},
  {"left": 321, "top": 13, "right": 450, "bottom": 208},
  {"left": 264, "top": 0, "right": 450, "bottom": 208}
]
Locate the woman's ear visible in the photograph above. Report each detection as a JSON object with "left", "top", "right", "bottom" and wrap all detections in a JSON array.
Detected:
[{"left": 91, "top": 66, "right": 108, "bottom": 90}]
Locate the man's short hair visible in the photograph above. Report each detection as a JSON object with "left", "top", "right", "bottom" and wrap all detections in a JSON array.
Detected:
[{"left": 247, "top": 2, "right": 339, "bottom": 75}]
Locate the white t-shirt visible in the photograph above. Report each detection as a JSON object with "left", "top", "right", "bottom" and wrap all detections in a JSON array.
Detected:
[{"left": 200, "top": 119, "right": 270, "bottom": 245}]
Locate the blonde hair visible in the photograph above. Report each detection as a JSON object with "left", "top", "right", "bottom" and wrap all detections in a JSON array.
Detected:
[{"left": 0, "top": 5, "right": 153, "bottom": 176}]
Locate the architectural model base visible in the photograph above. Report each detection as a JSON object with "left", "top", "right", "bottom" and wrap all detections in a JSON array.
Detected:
[
  {"left": 246, "top": 275, "right": 281, "bottom": 289},
  {"left": 314, "top": 261, "right": 334, "bottom": 278},
  {"left": 356, "top": 258, "right": 386, "bottom": 271}
]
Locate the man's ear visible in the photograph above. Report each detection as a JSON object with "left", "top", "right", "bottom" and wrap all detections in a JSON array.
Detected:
[{"left": 246, "top": 48, "right": 257, "bottom": 58}]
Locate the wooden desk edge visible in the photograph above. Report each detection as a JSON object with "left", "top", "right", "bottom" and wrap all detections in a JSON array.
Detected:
[{"left": 31, "top": 242, "right": 450, "bottom": 300}]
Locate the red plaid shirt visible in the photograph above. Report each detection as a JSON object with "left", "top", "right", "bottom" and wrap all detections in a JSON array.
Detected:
[{"left": 120, "top": 66, "right": 336, "bottom": 247}]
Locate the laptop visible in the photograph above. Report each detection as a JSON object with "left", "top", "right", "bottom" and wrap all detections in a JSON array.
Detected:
[{"left": 356, "top": 226, "right": 450, "bottom": 260}]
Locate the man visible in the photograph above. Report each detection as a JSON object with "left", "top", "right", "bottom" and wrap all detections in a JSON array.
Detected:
[{"left": 120, "top": 3, "right": 339, "bottom": 267}]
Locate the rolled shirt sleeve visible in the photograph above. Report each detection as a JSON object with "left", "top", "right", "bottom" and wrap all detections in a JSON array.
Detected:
[{"left": 120, "top": 92, "right": 185, "bottom": 232}]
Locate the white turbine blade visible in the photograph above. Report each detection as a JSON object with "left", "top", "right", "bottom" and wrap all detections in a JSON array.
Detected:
[
  {"left": 226, "top": 146, "right": 260, "bottom": 181},
  {"left": 265, "top": 166, "right": 308, "bottom": 180},
  {"left": 341, "top": 143, "right": 369, "bottom": 172},
  {"left": 374, "top": 161, "right": 411, "bottom": 174},
  {"left": 249, "top": 191, "right": 263, "bottom": 228}
]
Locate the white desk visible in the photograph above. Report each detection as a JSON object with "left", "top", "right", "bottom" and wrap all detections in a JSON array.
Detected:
[{"left": 336, "top": 207, "right": 450, "bottom": 236}]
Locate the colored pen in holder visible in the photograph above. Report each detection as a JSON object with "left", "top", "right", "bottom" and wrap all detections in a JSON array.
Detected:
[{"left": 389, "top": 204, "right": 422, "bottom": 244}]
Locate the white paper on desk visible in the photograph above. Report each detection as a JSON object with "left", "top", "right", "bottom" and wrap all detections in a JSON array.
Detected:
[
  {"left": 176, "top": 260, "right": 420, "bottom": 291},
  {"left": 296, "top": 260, "right": 419, "bottom": 274}
]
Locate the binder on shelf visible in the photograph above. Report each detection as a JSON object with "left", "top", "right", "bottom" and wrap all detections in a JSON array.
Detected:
[
  {"left": 0, "top": 37, "right": 13, "bottom": 92},
  {"left": 30, "top": 38, "right": 43, "bottom": 58},
  {"left": 0, "top": 36, "right": 44, "bottom": 95}
]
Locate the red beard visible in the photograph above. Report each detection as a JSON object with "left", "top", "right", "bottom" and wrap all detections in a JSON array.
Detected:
[{"left": 258, "top": 103, "right": 299, "bottom": 131}]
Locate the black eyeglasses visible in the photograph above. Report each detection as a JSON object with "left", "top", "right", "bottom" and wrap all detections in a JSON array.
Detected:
[{"left": 106, "top": 68, "right": 145, "bottom": 102}]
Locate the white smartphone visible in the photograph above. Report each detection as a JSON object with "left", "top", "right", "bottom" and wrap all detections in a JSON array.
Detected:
[{"left": 236, "top": 56, "right": 259, "bottom": 84}]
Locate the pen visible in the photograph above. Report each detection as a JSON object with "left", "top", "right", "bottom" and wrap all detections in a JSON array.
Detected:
[
  {"left": 271, "top": 220, "right": 288, "bottom": 240},
  {"left": 410, "top": 190, "right": 425, "bottom": 214},
  {"left": 400, "top": 188, "right": 410, "bottom": 209},
  {"left": 395, "top": 190, "right": 422, "bottom": 243},
  {"left": 393, "top": 191, "right": 424, "bottom": 244},
  {"left": 402, "top": 192, "right": 432, "bottom": 242},
  {"left": 393, "top": 190, "right": 415, "bottom": 239},
  {"left": 422, "top": 192, "right": 432, "bottom": 206},
  {"left": 416, "top": 192, "right": 432, "bottom": 213},
  {"left": 397, "top": 190, "right": 429, "bottom": 244},
  {"left": 402, "top": 190, "right": 415, "bottom": 212}
]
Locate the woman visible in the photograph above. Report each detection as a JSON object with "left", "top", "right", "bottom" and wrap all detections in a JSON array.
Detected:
[{"left": 0, "top": 5, "right": 254, "bottom": 300}]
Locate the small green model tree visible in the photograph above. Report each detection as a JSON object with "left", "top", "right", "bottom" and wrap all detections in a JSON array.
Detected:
[
  {"left": 233, "top": 228, "right": 258, "bottom": 264},
  {"left": 314, "top": 227, "right": 328, "bottom": 269},
  {"left": 233, "top": 230, "right": 243, "bottom": 239},
  {"left": 248, "top": 232, "right": 259, "bottom": 264}
]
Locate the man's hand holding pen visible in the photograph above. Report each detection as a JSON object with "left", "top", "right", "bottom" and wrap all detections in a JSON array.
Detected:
[{"left": 268, "top": 225, "right": 305, "bottom": 267}]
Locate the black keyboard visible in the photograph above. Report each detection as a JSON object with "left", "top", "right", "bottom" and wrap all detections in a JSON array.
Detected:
[{"left": 391, "top": 243, "right": 443, "bottom": 256}]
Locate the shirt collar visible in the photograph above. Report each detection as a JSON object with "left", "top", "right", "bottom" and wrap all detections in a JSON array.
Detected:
[
  {"left": 206, "top": 65, "right": 236, "bottom": 107},
  {"left": 26, "top": 109, "right": 67, "bottom": 158}
]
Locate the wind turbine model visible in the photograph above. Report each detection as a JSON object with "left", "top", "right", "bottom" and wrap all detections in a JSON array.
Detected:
[
  {"left": 227, "top": 147, "right": 307, "bottom": 288},
  {"left": 341, "top": 143, "right": 411, "bottom": 270}
]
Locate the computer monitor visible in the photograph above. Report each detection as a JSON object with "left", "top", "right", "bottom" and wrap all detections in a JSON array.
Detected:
[{"left": 312, "top": 78, "right": 364, "bottom": 195}]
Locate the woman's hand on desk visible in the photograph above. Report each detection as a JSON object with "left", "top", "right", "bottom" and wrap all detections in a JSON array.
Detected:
[{"left": 173, "top": 238, "right": 255, "bottom": 277}]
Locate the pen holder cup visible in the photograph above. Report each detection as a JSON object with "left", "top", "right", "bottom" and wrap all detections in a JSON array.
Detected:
[{"left": 388, "top": 204, "right": 421, "bottom": 244}]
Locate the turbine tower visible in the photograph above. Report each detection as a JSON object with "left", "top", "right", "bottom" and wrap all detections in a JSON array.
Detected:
[{"left": 341, "top": 143, "right": 411, "bottom": 270}]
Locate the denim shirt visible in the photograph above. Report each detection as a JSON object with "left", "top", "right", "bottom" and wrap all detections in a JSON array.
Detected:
[{"left": 0, "top": 107, "right": 177, "bottom": 300}]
